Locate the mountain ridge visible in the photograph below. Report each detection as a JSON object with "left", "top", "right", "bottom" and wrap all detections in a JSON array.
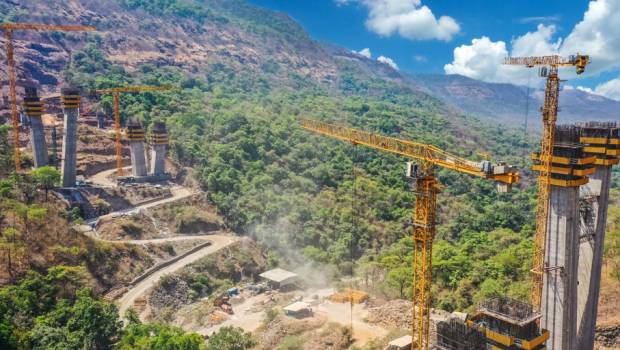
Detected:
[
  {"left": 1, "top": 0, "right": 616, "bottom": 128},
  {"left": 409, "top": 73, "right": 620, "bottom": 127}
]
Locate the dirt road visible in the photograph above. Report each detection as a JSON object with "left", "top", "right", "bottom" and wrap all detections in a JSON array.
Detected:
[
  {"left": 90, "top": 166, "right": 129, "bottom": 187},
  {"left": 85, "top": 181, "right": 194, "bottom": 226},
  {"left": 117, "top": 234, "right": 239, "bottom": 317},
  {"left": 86, "top": 167, "right": 239, "bottom": 320}
]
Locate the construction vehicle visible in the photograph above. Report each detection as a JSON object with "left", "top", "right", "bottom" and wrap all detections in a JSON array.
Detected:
[
  {"left": 92, "top": 85, "right": 171, "bottom": 176},
  {"left": 300, "top": 119, "right": 520, "bottom": 350},
  {"left": 1, "top": 23, "right": 95, "bottom": 171},
  {"left": 504, "top": 54, "right": 589, "bottom": 311}
]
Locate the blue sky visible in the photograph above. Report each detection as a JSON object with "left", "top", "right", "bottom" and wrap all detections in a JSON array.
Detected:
[{"left": 248, "top": 0, "right": 620, "bottom": 100}]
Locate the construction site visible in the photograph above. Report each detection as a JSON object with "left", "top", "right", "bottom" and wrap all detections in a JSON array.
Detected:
[{"left": 0, "top": 5, "right": 619, "bottom": 350}]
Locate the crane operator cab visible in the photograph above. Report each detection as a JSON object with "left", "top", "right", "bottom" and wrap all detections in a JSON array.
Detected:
[{"left": 570, "top": 54, "right": 590, "bottom": 75}]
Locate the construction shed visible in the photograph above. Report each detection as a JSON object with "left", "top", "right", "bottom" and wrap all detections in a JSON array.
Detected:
[
  {"left": 259, "top": 268, "right": 298, "bottom": 290},
  {"left": 383, "top": 335, "right": 412, "bottom": 350},
  {"left": 283, "top": 301, "right": 312, "bottom": 319}
]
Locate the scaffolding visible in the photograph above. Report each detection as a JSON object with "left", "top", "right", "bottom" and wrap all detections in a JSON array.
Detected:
[
  {"left": 436, "top": 319, "right": 486, "bottom": 350},
  {"left": 468, "top": 297, "right": 549, "bottom": 350}
]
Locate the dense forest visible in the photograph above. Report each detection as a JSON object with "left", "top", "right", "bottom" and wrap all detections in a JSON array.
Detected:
[{"left": 58, "top": 29, "right": 544, "bottom": 311}]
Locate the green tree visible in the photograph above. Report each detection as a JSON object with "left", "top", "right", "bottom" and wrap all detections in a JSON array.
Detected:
[
  {"left": 32, "top": 166, "right": 60, "bottom": 200},
  {"left": 119, "top": 323, "right": 206, "bottom": 350},
  {"left": 385, "top": 266, "right": 411, "bottom": 299},
  {"left": 0, "top": 227, "right": 23, "bottom": 278},
  {"left": 0, "top": 125, "right": 13, "bottom": 175},
  {"left": 205, "top": 326, "right": 255, "bottom": 350}
]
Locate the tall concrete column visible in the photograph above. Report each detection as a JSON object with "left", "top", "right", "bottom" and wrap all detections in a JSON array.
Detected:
[
  {"left": 149, "top": 121, "right": 168, "bottom": 177},
  {"left": 543, "top": 186, "right": 580, "bottom": 350},
  {"left": 23, "top": 87, "right": 48, "bottom": 168},
  {"left": 576, "top": 122, "right": 618, "bottom": 350},
  {"left": 126, "top": 119, "right": 147, "bottom": 177},
  {"left": 60, "top": 87, "right": 80, "bottom": 187},
  {"left": 533, "top": 125, "right": 595, "bottom": 350}
]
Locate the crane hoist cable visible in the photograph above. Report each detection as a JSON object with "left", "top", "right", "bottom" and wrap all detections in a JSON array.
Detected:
[
  {"left": 300, "top": 119, "right": 519, "bottom": 350},
  {"left": 523, "top": 68, "right": 533, "bottom": 146}
]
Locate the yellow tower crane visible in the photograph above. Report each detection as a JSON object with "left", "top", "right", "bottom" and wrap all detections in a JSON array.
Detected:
[
  {"left": 1, "top": 23, "right": 96, "bottom": 171},
  {"left": 300, "top": 119, "right": 520, "bottom": 350},
  {"left": 93, "top": 85, "right": 171, "bottom": 176},
  {"left": 503, "top": 54, "right": 589, "bottom": 311}
]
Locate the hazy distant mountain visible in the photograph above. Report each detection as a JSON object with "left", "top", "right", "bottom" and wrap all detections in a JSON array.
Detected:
[{"left": 409, "top": 74, "right": 620, "bottom": 128}]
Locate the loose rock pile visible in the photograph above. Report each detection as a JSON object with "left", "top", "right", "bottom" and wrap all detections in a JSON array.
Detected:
[
  {"left": 365, "top": 299, "right": 413, "bottom": 329},
  {"left": 148, "top": 276, "right": 192, "bottom": 312},
  {"left": 595, "top": 325, "right": 620, "bottom": 348}
]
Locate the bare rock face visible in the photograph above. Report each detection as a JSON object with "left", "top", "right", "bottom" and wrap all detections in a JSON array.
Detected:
[{"left": 1, "top": 0, "right": 340, "bottom": 96}]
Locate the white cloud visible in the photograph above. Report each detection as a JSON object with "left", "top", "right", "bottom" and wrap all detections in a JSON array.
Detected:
[
  {"left": 593, "top": 77, "right": 620, "bottom": 100},
  {"left": 518, "top": 15, "right": 561, "bottom": 24},
  {"left": 560, "top": 0, "right": 620, "bottom": 75},
  {"left": 565, "top": 80, "right": 620, "bottom": 101},
  {"left": 444, "top": 37, "right": 523, "bottom": 83},
  {"left": 413, "top": 55, "right": 427, "bottom": 62},
  {"left": 377, "top": 55, "right": 399, "bottom": 69},
  {"left": 444, "top": 25, "right": 560, "bottom": 85},
  {"left": 511, "top": 24, "right": 561, "bottom": 57},
  {"left": 355, "top": 47, "right": 372, "bottom": 58},
  {"left": 341, "top": 0, "right": 460, "bottom": 41},
  {"left": 577, "top": 86, "right": 595, "bottom": 94},
  {"left": 444, "top": 0, "right": 620, "bottom": 88}
]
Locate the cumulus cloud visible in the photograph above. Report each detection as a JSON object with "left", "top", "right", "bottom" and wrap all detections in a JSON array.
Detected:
[
  {"left": 560, "top": 0, "right": 620, "bottom": 75},
  {"left": 444, "top": 0, "right": 620, "bottom": 90},
  {"left": 341, "top": 0, "right": 460, "bottom": 41},
  {"left": 444, "top": 37, "right": 524, "bottom": 83},
  {"left": 377, "top": 55, "right": 399, "bottom": 69},
  {"left": 355, "top": 47, "right": 372, "bottom": 58},
  {"left": 444, "top": 24, "right": 560, "bottom": 85},
  {"left": 594, "top": 77, "right": 620, "bottom": 100}
]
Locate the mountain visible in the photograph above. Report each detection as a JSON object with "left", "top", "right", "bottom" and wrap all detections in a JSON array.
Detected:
[
  {"left": 0, "top": 0, "right": 405, "bottom": 96},
  {"left": 411, "top": 74, "right": 620, "bottom": 128},
  {"left": 2, "top": 1, "right": 616, "bottom": 129}
]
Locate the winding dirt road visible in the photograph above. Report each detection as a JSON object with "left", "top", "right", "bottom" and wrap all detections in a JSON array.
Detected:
[
  {"left": 85, "top": 167, "right": 239, "bottom": 318},
  {"left": 117, "top": 234, "right": 239, "bottom": 317}
]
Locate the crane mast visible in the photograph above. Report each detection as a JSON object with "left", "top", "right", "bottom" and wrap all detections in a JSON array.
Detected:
[
  {"left": 300, "top": 119, "right": 519, "bottom": 349},
  {"left": 1, "top": 23, "right": 95, "bottom": 172},
  {"left": 93, "top": 85, "right": 171, "bottom": 176},
  {"left": 504, "top": 54, "right": 589, "bottom": 311}
]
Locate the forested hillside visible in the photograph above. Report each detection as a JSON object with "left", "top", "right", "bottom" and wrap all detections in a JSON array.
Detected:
[
  {"left": 21, "top": 0, "right": 536, "bottom": 311},
  {"left": 0, "top": 0, "right": 617, "bottom": 327}
]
